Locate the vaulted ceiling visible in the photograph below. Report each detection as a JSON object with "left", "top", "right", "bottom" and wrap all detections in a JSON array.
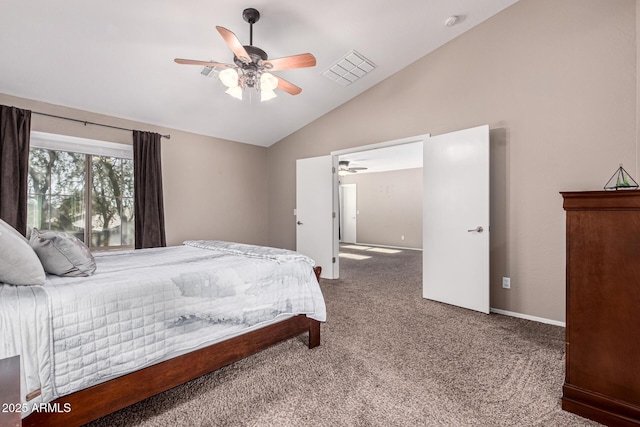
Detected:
[{"left": 0, "top": 0, "right": 519, "bottom": 147}]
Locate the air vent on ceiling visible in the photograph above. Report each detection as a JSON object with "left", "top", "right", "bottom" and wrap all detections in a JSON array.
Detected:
[
  {"left": 201, "top": 66, "right": 214, "bottom": 77},
  {"left": 322, "top": 50, "right": 376, "bottom": 87}
]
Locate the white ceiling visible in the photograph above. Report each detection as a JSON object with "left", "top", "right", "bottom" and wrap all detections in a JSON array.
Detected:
[{"left": 0, "top": 0, "right": 519, "bottom": 147}]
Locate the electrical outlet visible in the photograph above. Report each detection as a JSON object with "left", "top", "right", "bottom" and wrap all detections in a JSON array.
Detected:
[
  {"left": 502, "top": 277, "right": 511, "bottom": 289},
  {"left": 401, "top": 235, "right": 405, "bottom": 240}
]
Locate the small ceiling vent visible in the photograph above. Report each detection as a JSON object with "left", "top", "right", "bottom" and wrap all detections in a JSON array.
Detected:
[
  {"left": 322, "top": 50, "right": 376, "bottom": 87},
  {"left": 201, "top": 65, "right": 215, "bottom": 77}
]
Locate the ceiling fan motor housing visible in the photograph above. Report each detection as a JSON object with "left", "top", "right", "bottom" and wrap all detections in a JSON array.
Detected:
[
  {"left": 234, "top": 45, "right": 269, "bottom": 88},
  {"left": 234, "top": 45, "right": 268, "bottom": 65}
]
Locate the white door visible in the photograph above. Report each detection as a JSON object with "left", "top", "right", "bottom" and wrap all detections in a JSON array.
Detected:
[
  {"left": 296, "top": 156, "right": 337, "bottom": 279},
  {"left": 340, "top": 184, "right": 357, "bottom": 243},
  {"left": 423, "top": 125, "right": 490, "bottom": 313}
]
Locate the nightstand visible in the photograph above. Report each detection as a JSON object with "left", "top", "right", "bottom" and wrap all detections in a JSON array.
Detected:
[{"left": 0, "top": 355, "right": 21, "bottom": 427}]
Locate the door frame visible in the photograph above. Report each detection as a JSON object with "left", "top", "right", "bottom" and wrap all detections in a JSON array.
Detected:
[{"left": 331, "top": 134, "right": 429, "bottom": 278}]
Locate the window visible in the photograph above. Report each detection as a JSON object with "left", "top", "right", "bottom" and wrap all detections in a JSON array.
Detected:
[{"left": 27, "top": 132, "right": 134, "bottom": 250}]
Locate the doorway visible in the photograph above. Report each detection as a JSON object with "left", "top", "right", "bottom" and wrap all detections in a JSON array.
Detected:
[
  {"left": 296, "top": 126, "right": 489, "bottom": 314},
  {"left": 334, "top": 137, "right": 425, "bottom": 272}
]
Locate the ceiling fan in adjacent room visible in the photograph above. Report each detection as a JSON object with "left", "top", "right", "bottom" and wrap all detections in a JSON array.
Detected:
[
  {"left": 338, "top": 160, "right": 368, "bottom": 175},
  {"left": 174, "top": 8, "right": 316, "bottom": 101}
]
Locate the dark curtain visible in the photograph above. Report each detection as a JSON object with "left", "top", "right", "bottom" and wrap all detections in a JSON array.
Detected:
[
  {"left": 133, "top": 130, "right": 166, "bottom": 249},
  {"left": 0, "top": 105, "right": 31, "bottom": 235}
]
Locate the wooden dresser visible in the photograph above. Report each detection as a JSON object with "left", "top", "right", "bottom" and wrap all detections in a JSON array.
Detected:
[{"left": 561, "top": 190, "right": 640, "bottom": 426}]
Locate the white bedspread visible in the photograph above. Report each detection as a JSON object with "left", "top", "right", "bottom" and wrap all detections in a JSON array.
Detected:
[{"left": 0, "top": 241, "right": 326, "bottom": 417}]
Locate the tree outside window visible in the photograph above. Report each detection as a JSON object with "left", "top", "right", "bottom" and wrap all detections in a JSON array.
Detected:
[{"left": 27, "top": 148, "right": 134, "bottom": 249}]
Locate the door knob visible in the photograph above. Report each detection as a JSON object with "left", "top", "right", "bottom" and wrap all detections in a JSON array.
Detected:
[
  {"left": 297, "top": 221, "right": 303, "bottom": 225},
  {"left": 467, "top": 226, "right": 484, "bottom": 233}
]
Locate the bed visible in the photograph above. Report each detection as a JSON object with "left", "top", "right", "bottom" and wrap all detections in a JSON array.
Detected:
[{"left": 0, "top": 237, "right": 326, "bottom": 427}]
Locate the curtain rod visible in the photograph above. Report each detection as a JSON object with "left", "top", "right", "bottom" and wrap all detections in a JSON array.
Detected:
[{"left": 32, "top": 111, "right": 171, "bottom": 140}]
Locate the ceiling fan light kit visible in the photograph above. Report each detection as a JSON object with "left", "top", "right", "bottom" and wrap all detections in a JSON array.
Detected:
[
  {"left": 225, "top": 85, "right": 244, "bottom": 100},
  {"left": 175, "top": 7, "right": 316, "bottom": 102},
  {"left": 259, "top": 73, "right": 278, "bottom": 101},
  {"left": 219, "top": 68, "right": 240, "bottom": 87}
]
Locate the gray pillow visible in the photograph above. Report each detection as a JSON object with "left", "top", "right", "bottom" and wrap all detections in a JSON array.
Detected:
[
  {"left": 30, "top": 229, "right": 96, "bottom": 277},
  {"left": 0, "top": 218, "right": 46, "bottom": 285}
]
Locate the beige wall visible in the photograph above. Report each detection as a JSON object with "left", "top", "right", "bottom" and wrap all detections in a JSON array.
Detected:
[
  {"left": 2, "top": 0, "right": 638, "bottom": 324},
  {"left": 267, "top": 0, "right": 639, "bottom": 323},
  {"left": 340, "top": 169, "right": 423, "bottom": 249},
  {"left": 0, "top": 93, "right": 269, "bottom": 247}
]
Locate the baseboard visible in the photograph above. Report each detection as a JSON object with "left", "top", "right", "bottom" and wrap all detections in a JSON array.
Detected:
[
  {"left": 490, "top": 308, "right": 565, "bottom": 327},
  {"left": 563, "top": 383, "right": 640, "bottom": 426}
]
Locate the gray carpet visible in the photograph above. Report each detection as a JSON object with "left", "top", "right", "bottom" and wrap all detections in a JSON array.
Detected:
[{"left": 88, "top": 245, "right": 600, "bottom": 426}]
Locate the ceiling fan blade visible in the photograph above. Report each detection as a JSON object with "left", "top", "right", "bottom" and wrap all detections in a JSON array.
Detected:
[
  {"left": 216, "top": 26, "right": 251, "bottom": 63},
  {"left": 274, "top": 75, "right": 302, "bottom": 95},
  {"left": 174, "top": 58, "right": 235, "bottom": 68},
  {"left": 265, "top": 53, "right": 316, "bottom": 71},
  {"left": 350, "top": 167, "right": 368, "bottom": 171}
]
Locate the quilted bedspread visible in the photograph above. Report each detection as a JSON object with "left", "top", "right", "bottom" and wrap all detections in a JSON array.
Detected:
[{"left": 0, "top": 241, "right": 326, "bottom": 417}]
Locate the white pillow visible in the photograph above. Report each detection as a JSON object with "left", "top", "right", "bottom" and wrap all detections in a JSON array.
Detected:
[
  {"left": 0, "top": 218, "right": 46, "bottom": 286},
  {"left": 30, "top": 229, "right": 96, "bottom": 277}
]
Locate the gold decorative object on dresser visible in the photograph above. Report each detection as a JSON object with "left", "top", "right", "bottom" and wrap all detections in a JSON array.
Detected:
[{"left": 561, "top": 190, "right": 640, "bottom": 426}]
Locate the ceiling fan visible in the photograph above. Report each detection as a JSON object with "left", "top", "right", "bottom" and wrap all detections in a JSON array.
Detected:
[
  {"left": 338, "top": 160, "right": 368, "bottom": 174},
  {"left": 174, "top": 8, "right": 316, "bottom": 101}
]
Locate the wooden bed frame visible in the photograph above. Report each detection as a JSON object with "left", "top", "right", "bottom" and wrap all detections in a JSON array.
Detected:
[{"left": 22, "top": 267, "right": 322, "bottom": 427}]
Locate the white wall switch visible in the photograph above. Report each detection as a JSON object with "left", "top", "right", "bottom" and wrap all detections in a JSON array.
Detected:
[{"left": 502, "top": 277, "right": 511, "bottom": 289}]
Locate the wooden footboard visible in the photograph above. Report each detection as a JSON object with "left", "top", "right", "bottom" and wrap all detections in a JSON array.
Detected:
[{"left": 23, "top": 315, "right": 321, "bottom": 427}]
